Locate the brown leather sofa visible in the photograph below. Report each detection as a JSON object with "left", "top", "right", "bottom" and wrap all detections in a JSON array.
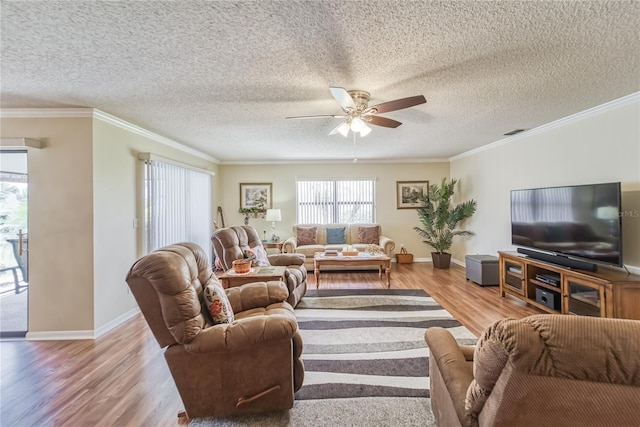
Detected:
[
  {"left": 425, "top": 314, "right": 640, "bottom": 427},
  {"left": 126, "top": 242, "right": 304, "bottom": 419},
  {"left": 212, "top": 225, "right": 307, "bottom": 307}
]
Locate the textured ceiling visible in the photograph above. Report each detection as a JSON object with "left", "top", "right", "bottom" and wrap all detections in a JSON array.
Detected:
[{"left": 1, "top": 1, "right": 639, "bottom": 163}]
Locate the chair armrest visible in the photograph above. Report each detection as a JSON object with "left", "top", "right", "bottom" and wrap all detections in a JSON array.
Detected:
[
  {"left": 282, "top": 237, "right": 297, "bottom": 254},
  {"left": 379, "top": 235, "right": 395, "bottom": 255},
  {"left": 460, "top": 345, "right": 476, "bottom": 361},
  {"left": 225, "top": 281, "right": 289, "bottom": 313},
  {"left": 268, "top": 253, "right": 305, "bottom": 266},
  {"left": 425, "top": 327, "right": 475, "bottom": 424},
  {"left": 184, "top": 307, "right": 299, "bottom": 353}
]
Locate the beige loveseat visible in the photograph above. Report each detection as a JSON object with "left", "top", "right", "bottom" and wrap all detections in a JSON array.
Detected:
[
  {"left": 424, "top": 314, "right": 640, "bottom": 427},
  {"left": 282, "top": 223, "right": 395, "bottom": 270}
]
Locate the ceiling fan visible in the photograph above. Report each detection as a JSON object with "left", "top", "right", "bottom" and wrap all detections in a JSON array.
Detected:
[{"left": 287, "top": 87, "right": 427, "bottom": 137}]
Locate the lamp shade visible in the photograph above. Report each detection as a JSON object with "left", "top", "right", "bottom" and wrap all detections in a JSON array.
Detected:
[
  {"left": 350, "top": 117, "right": 365, "bottom": 132},
  {"left": 337, "top": 122, "right": 350, "bottom": 137},
  {"left": 359, "top": 123, "right": 372, "bottom": 136},
  {"left": 265, "top": 208, "right": 281, "bottom": 222}
]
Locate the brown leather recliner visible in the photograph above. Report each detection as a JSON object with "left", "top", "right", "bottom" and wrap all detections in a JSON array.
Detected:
[
  {"left": 211, "top": 225, "right": 307, "bottom": 307},
  {"left": 425, "top": 314, "right": 640, "bottom": 427},
  {"left": 125, "top": 242, "right": 304, "bottom": 419}
]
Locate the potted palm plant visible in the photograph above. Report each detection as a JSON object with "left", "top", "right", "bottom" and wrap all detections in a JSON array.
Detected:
[{"left": 413, "top": 178, "right": 477, "bottom": 269}]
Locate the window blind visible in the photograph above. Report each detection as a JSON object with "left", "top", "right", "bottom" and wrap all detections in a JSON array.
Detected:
[
  {"left": 142, "top": 156, "right": 212, "bottom": 261},
  {"left": 296, "top": 178, "right": 375, "bottom": 224}
]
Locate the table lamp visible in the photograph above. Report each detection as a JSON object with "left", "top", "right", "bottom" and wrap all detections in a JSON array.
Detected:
[{"left": 265, "top": 208, "right": 281, "bottom": 241}]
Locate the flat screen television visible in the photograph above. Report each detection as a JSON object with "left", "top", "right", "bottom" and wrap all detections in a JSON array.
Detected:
[{"left": 510, "top": 182, "right": 622, "bottom": 269}]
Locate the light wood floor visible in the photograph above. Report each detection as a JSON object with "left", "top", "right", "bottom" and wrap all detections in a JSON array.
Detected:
[{"left": 0, "top": 263, "right": 542, "bottom": 426}]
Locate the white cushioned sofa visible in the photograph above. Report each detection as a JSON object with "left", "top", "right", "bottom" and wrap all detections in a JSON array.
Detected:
[{"left": 282, "top": 223, "right": 395, "bottom": 270}]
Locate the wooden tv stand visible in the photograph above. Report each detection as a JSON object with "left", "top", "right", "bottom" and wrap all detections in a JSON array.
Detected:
[{"left": 499, "top": 251, "right": 640, "bottom": 320}]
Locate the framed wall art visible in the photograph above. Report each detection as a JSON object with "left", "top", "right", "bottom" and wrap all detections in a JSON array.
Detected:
[
  {"left": 396, "top": 181, "right": 428, "bottom": 209},
  {"left": 239, "top": 183, "right": 272, "bottom": 211}
]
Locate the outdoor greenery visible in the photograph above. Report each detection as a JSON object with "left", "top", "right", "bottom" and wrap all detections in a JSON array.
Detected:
[
  {"left": 0, "top": 182, "right": 27, "bottom": 270},
  {"left": 413, "top": 178, "right": 477, "bottom": 254}
]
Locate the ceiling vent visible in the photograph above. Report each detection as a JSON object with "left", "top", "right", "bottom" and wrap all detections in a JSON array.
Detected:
[{"left": 504, "top": 129, "right": 527, "bottom": 136}]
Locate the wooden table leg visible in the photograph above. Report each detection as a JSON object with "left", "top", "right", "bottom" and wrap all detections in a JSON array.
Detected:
[
  {"left": 314, "top": 262, "right": 320, "bottom": 289},
  {"left": 385, "top": 262, "right": 391, "bottom": 288}
]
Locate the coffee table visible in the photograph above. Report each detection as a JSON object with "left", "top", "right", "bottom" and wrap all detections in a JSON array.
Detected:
[
  {"left": 220, "top": 265, "right": 286, "bottom": 289},
  {"left": 313, "top": 252, "right": 391, "bottom": 288}
]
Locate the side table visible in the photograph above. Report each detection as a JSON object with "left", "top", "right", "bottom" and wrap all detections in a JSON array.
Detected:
[
  {"left": 262, "top": 240, "right": 284, "bottom": 253},
  {"left": 220, "top": 265, "right": 286, "bottom": 289}
]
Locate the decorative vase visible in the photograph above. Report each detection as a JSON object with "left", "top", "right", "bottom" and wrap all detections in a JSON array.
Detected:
[
  {"left": 432, "top": 252, "right": 452, "bottom": 269},
  {"left": 244, "top": 215, "right": 249, "bottom": 225}
]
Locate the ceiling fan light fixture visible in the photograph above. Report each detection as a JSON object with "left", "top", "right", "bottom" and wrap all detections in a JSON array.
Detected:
[
  {"left": 359, "top": 123, "right": 372, "bottom": 137},
  {"left": 336, "top": 122, "right": 350, "bottom": 137},
  {"left": 350, "top": 117, "right": 365, "bottom": 132}
]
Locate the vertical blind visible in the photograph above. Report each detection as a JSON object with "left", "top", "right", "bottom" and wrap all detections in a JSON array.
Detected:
[
  {"left": 143, "top": 157, "right": 212, "bottom": 261},
  {"left": 296, "top": 178, "right": 375, "bottom": 223}
]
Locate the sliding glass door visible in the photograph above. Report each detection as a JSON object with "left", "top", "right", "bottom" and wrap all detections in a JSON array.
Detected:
[{"left": 0, "top": 150, "right": 28, "bottom": 338}]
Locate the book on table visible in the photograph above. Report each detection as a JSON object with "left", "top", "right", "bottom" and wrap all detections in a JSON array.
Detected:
[{"left": 324, "top": 249, "right": 339, "bottom": 256}]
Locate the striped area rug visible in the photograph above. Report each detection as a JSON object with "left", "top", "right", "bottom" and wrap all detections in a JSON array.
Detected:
[
  {"left": 190, "top": 289, "right": 477, "bottom": 426},
  {"left": 295, "top": 288, "right": 477, "bottom": 401}
]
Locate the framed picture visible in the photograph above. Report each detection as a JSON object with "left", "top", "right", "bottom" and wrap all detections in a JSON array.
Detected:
[
  {"left": 239, "top": 183, "right": 272, "bottom": 210},
  {"left": 396, "top": 181, "right": 428, "bottom": 209}
]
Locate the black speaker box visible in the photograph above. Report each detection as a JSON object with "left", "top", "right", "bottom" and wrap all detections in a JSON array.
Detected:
[{"left": 535, "top": 288, "right": 561, "bottom": 311}]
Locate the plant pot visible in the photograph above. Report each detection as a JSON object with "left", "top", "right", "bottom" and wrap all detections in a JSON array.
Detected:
[{"left": 431, "top": 252, "right": 452, "bottom": 269}]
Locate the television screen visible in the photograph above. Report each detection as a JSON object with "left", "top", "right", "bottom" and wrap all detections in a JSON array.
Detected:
[{"left": 511, "top": 182, "right": 622, "bottom": 267}]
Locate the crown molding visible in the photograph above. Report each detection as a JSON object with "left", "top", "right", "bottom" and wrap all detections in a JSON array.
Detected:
[
  {"left": 0, "top": 108, "right": 94, "bottom": 118},
  {"left": 220, "top": 157, "right": 450, "bottom": 165},
  {"left": 0, "top": 108, "right": 219, "bottom": 163},
  {"left": 92, "top": 110, "right": 219, "bottom": 163},
  {"left": 450, "top": 92, "right": 640, "bottom": 162}
]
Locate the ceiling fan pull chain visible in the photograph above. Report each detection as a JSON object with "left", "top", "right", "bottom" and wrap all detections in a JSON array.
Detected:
[{"left": 353, "top": 132, "right": 358, "bottom": 163}]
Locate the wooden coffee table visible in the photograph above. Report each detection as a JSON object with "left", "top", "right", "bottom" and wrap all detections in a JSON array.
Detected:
[
  {"left": 220, "top": 266, "right": 286, "bottom": 289},
  {"left": 313, "top": 252, "right": 391, "bottom": 288}
]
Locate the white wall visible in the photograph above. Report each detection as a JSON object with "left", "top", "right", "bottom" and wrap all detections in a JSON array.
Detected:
[
  {"left": 450, "top": 94, "right": 640, "bottom": 270},
  {"left": 1, "top": 117, "right": 96, "bottom": 334},
  {"left": 217, "top": 162, "right": 450, "bottom": 258},
  {"left": 0, "top": 113, "right": 219, "bottom": 337},
  {"left": 92, "top": 117, "right": 219, "bottom": 332}
]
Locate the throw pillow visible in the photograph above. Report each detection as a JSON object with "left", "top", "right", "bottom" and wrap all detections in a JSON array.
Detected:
[
  {"left": 358, "top": 226, "right": 380, "bottom": 245},
  {"left": 203, "top": 283, "right": 235, "bottom": 325},
  {"left": 326, "top": 227, "right": 347, "bottom": 244},
  {"left": 248, "top": 245, "right": 270, "bottom": 266},
  {"left": 296, "top": 226, "right": 318, "bottom": 246}
]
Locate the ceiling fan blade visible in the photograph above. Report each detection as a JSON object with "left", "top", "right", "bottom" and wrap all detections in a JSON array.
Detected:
[
  {"left": 329, "top": 87, "right": 356, "bottom": 111},
  {"left": 367, "top": 95, "right": 426, "bottom": 114},
  {"left": 286, "top": 114, "right": 345, "bottom": 120},
  {"left": 366, "top": 115, "right": 402, "bottom": 128}
]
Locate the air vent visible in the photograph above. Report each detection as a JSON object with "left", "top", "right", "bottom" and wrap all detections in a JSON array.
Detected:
[{"left": 504, "top": 129, "right": 526, "bottom": 136}]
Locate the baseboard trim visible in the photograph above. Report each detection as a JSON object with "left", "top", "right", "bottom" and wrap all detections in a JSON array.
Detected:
[
  {"left": 95, "top": 307, "right": 140, "bottom": 338},
  {"left": 25, "top": 307, "right": 140, "bottom": 341},
  {"left": 393, "top": 257, "right": 464, "bottom": 265},
  {"left": 26, "top": 330, "right": 95, "bottom": 341}
]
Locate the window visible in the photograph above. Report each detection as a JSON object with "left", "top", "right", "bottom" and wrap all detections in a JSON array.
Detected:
[
  {"left": 296, "top": 178, "right": 375, "bottom": 223},
  {"left": 141, "top": 154, "right": 213, "bottom": 261}
]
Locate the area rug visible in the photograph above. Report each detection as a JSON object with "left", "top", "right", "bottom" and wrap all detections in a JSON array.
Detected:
[{"left": 190, "top": 289, "right": 476, "bottom": 426}]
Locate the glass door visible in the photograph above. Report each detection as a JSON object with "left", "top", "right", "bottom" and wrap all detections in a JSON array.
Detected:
[
  {"left": 0, "top": 150, "right": 28, "bottom": 338},
  {"left": 566, "top": 277, "right": 606, "bottom": 317}
]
